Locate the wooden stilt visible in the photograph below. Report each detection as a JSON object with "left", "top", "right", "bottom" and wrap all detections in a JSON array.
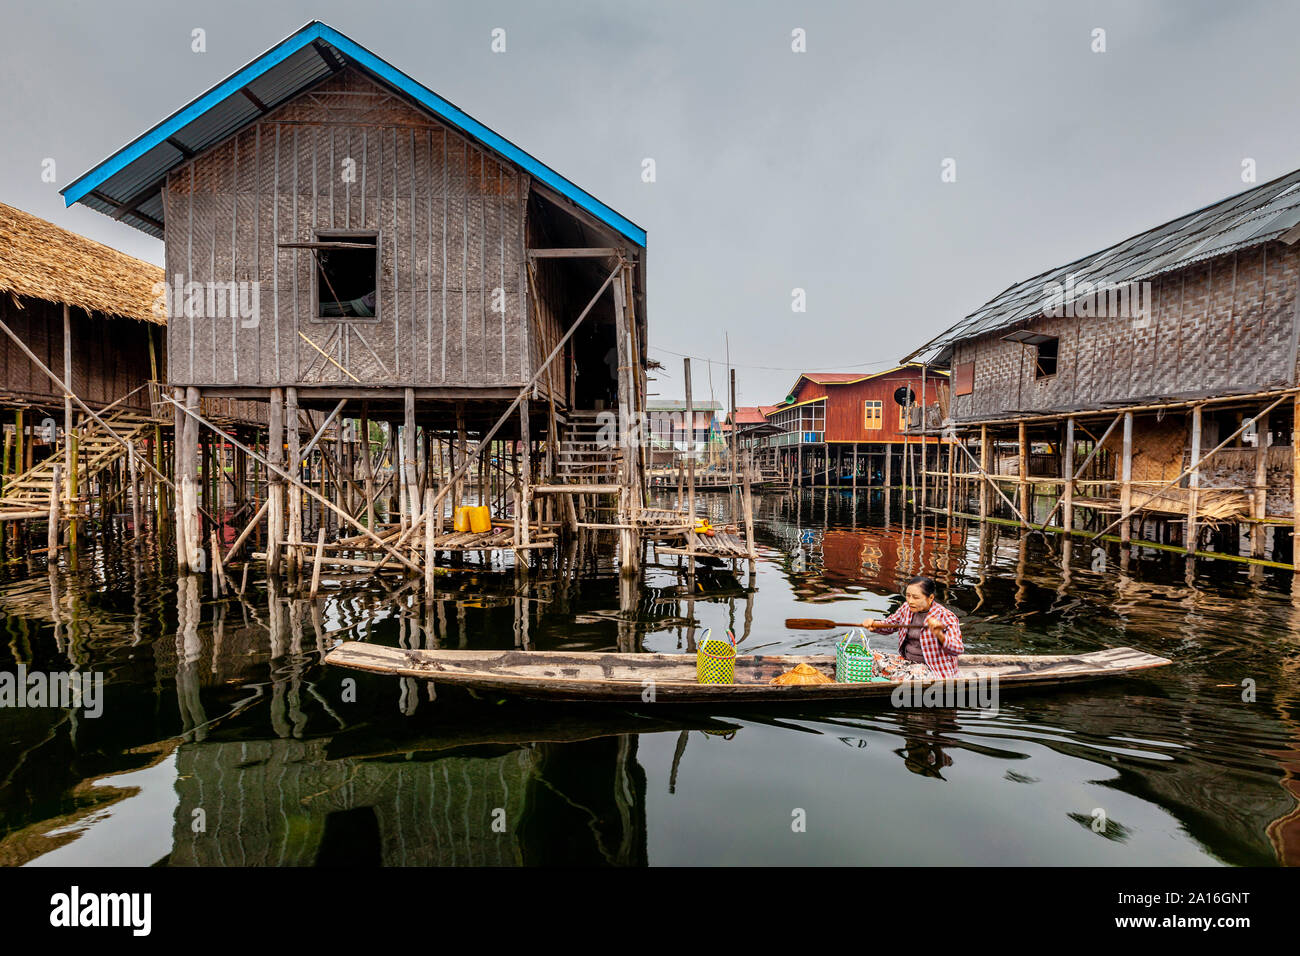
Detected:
[
  {"left": 1018, "top": 421, "right": 1029, "bottom": 520},
  {"left": 404, "top": 387, "right": 418, "bottom": 526},
  {"left": 519, "top": 399, "right": 531, "bottom": 567},
  {"left": 1251, "top": 411, "right": 1269, "bottom": 559},
  {"left": 310, "top": 526, "right": 326, "bottom": 599},
  {"left": 978, "top": 425, "right": 989, "bottom": 521},
  {"left": 1185, "top": 406, "right": 1201, "bottom": 554},
  {"left": 945, "top": 433, "right": 955, "bottom": 517},
  {"left": 423, "top": 486, "right": 436, "bottom": 603},
  {"left": 1120, "top": 412, "right": 1134, "bottom": 547},
  {"left": 360, "top": 403, "right": 375, "bottom": 529},
  {"left": 47, "top": 463, "right": 60, "bottom": 563},
  {"left": 286, "top": 387, "right": 302, "bottom": 574},
  {"left": 1062, "top": 417, "right": 1075, "bottom": 536},
  {"left": 267, "top": 388, "right": 285, "bottom": 576}
]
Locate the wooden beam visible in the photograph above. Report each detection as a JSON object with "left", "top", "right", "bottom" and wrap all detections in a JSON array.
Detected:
[{"left": 526, "top": 248, "right": 623, "bottom": 259}]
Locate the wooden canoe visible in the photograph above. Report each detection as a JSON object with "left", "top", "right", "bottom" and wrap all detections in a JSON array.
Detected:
[{"left": 323, "top": 642, "right": 1172, "bottom": 704}]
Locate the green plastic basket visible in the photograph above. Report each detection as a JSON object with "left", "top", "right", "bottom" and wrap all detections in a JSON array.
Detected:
[{"left": 836, "top": 630, "right": 874, "bottom": 683}]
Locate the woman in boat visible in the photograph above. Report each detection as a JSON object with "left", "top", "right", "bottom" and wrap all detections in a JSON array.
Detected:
[{"left": 861, "top": 576, "right": 963, "bottom": 678}]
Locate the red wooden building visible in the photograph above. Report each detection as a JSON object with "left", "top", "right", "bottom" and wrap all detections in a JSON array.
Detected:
[{"left": 758, "top": 364, "right": 951, "bottom": 487}]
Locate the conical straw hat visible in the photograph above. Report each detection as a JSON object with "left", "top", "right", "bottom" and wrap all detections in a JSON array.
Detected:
[{"left": 769, "top": 662, "right": 834, "bottom": 685}]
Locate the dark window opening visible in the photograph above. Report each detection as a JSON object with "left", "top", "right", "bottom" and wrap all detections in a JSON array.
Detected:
[
  {"left": 316, "top": 234, "right": 378, "bottom": 319},
  {"left": 1034, "top": 338, "right": 1059, "bottom": 378}
]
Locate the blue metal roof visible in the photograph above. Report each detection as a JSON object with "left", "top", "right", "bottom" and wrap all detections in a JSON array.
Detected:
[{"left": 61, "top": 21, "right": 646, "bottom": 247}]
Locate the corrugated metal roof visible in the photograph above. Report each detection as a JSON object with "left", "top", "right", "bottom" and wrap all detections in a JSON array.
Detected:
[
  {"left": 906, "top": 169, "right": 1300, "bottom": 364},
  {"left": 62, "top": 20, "right": 646, "bottom": 248}
]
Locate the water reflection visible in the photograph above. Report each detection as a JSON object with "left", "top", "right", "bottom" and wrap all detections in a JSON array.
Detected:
[{"left": 0, "top": 487, "right": 1297, "bottom": 865}]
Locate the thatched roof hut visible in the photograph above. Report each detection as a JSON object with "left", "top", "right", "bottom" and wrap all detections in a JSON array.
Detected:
[{"left": 0, "top": 201, "right": 164, "bottom": 324}]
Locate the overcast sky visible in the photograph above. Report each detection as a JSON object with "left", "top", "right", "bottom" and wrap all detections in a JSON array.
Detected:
[{"left": 4, "top": 0, "right": 1299, "bottom": 407}]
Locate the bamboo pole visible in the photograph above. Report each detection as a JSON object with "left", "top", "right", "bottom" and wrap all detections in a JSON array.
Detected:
[
  {"left": 1119, "top": 412, "right": 1133, "bottom": 545},
  {"left": 163, "top": 394, "right": 423, "bottom": 575},
  {"left": 47, "top": 463, "right": 60, "bottom": 563},
  {"left": 1062, "top": 417, "right": 1074, "bottom": 536},
  {"left": 953, "top": 436, "right": 1032, "bottom": 527},
  {"left": 1090, "top": 392, "right": 1294, "bottom": 542},
  {"left": 1017, "top": 420, "right": 1028, "bottom": 520},
  {"left": 220, "top": 400, "right": 344, "bottom": 569},
  {"left": 1252, "top": 412, "right": 1270, "bottom": 559},
  {"left": 310, "top": 526, "right": 326, "bottom": 599},
  {"left": 286, "top": 387, "right": 303, "bottom": 574},
  {"left": 424, "top": 486, "right": 436, "bottom": 603},
  {"left": 978, "top": 425, "right": 989, "bottom": 520},
  {"left": 411, "top": 261, "right": 622, "bottom": 538}
]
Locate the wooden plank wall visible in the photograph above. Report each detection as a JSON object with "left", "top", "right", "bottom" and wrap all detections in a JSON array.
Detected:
[
  {"left": 949, "top": 242, "right": 1300, "bottom": 421},
  {"left": 795, "top": 371, "right": 940, "bottom": 443},
  {"left": 165, "top": 68, "right": 529, "bottom": 391},
  {"left": 0, "top": 295, "right": 155, "bottom": 412}
]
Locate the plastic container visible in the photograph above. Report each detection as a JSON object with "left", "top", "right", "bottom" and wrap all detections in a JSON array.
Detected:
[
  {"left": 453, "top": 506, "right": 470, "bottom": 533},
  {"left": 468, "top": 505, "right": 491, "bottom": 533}
]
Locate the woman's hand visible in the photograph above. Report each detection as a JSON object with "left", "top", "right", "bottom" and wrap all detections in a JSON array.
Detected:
[
  {"left": 928, "top": 618, "right": 946, "bottom": 643},
  {"left": 861, "top": 619, "right": 880, "bottom": 632}
]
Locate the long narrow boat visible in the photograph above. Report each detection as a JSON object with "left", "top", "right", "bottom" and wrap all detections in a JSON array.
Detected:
[{"left": 324, "top": 642, "right": 1171, "bottom": 704}]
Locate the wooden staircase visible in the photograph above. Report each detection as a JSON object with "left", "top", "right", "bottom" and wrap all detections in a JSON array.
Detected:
[
  {"left": 0, "top": 411, "right": 158, "bottom": 520},
  {"left": 554, "top": 410, "right": 621, "bottom": 484}
]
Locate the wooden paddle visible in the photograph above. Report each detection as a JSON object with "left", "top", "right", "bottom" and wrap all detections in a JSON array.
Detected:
[
  {"left": 784, "top": 618, "right": 863, "bottom": 629},
  {"left": 784, "top": 617, "right": 938, "bottom": 635}
]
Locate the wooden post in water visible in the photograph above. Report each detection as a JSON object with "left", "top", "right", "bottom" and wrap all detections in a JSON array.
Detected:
[
  {"left": 1120, "top": 411, "right": 1134, "bottom": 547},
  {"left": 128, "top": 443, "right": 141, "bottom": 540},
  {"left": 267, "top": 388, "right": 285, "bottom": 576},
  {"left": 1251, "top": 411, "right": 1269, "bottom": 560},
  {"left": 360, "top": 403, "right": 375, "bottom": 529},
  {"left": 1185, "top": 406, "right": 1200, "bottom": 554},
  {"left": 884, "top": 442, "right": 892, "bottom": 491},
  {"left": 47, "top": 463, "right": 61, "bottom": 563},
  {"left": 978, "top": 425, "right": 989, "bottom": 521},
  {"left": 945, "top": 432, "right": 955, "bottom": 517},
  {"left": 286, "top": 387, "right": 302, "bottom": 575},
  {"left": 1062, "top": 417, "right": 1075, "bottom": 536},
  {"left": 424, "top": 486, "right": 436, "bottom": 603},
  {"left": 519, "top": 398, "right": 531, "bottom": 566},
  {"left": 1017, "top": 420, "right": 1029, "bottom": 521}
]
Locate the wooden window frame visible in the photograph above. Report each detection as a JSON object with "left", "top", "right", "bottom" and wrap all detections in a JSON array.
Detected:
[
  {"left": 311, "top": 228, "right": 382, "bottom": 324},
  {"left": 1034, "top": 337, "right": 1059, "bottom": 379},
  {"left": 864, "top": 399, "right": 883, "bottom": 430}
]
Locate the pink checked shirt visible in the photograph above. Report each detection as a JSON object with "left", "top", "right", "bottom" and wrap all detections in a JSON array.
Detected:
[{"left": 873, "top": 600, "right": 964, "bottom": 678}]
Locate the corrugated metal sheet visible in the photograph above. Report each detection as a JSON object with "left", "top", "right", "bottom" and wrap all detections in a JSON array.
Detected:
[
  {"left": 62, "top": 20, "right": 646, "bottom": 247},
  {"left": 909, "top": 170, "right": 1300, "bottom": 363}
]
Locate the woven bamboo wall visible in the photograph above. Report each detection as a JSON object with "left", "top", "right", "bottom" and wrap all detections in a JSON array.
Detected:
[
  {"left": 1099, "top": 415, "right": 1189, "bottom": 483},
  {"left": 950, "top": 243, "right": 1300, "bottom": 420},
  {"left": 164, "top": 68, "right": 530, "bottom": 391}
]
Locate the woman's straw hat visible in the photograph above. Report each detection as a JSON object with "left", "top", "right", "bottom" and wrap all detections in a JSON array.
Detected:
[{"left": 769, "top": 662, "right": 834, "bottom": 685}]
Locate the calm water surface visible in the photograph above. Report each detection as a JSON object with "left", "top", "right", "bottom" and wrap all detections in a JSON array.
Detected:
[{"left": 2, "top": 489, "right": 1298, "bottom": 865}]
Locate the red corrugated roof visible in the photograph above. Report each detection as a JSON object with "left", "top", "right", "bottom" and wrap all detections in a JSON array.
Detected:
[{"left": 732, "top": 407, "right": 767, "bottom": 424}]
